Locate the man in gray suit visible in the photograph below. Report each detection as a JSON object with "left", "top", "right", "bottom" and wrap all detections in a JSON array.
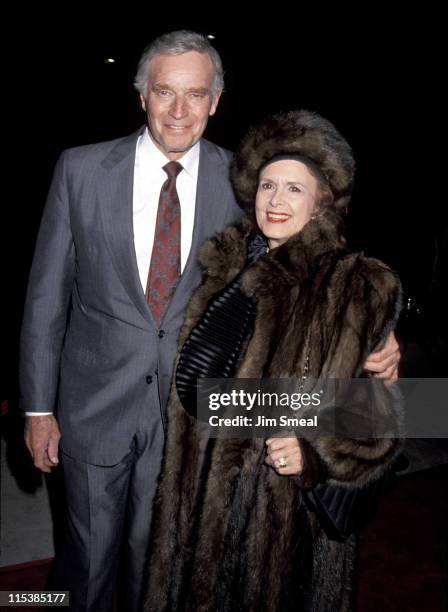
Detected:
[{"left": 20, "top": 30, "right": 400, "bottom": 612}]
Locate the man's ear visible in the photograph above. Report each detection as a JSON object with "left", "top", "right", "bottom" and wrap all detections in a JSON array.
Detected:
[
  {"left": 140, "top": 93, "right": 146, "bottom": 111},
  {"left": 209, "top": 91, "right": 222, "bottom": 116}
]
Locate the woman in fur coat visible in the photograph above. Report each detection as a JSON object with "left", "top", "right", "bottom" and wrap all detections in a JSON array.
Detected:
[{"left": 143, "top": 110, "right": 402, "bottom": 612}]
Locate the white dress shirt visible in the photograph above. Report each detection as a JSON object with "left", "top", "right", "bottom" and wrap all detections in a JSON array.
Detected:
[
  {"left": 27, "top": 128, "right": 199, "bottom": 415},
  {"left": 133, "top": 128, "right": 199, "bottom": 288}
]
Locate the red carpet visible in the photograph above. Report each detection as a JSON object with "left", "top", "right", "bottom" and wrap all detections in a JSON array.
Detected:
[
  {"left": 357, "top": 464, "right": 447, "bottom": 611},
  {"left": 0, "top": 559, "right": 51, "bottom": 611},
  {"left": 0, "top": 465, "right": 446, "bottom": 611}
]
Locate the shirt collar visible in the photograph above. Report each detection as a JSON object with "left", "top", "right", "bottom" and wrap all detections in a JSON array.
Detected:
[{"left": 140, "top": 127, "right": 200, "bottom": 179}]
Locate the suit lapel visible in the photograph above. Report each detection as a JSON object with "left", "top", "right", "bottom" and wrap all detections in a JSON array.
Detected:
[
  {"left": 192, "top": 139, "right": 231, "bottom": 256},
  {"left": 97, "top": 127, "right": 156, "bottom": 328},
  {"left": 164, "top": 139, "right": 231, "bottom": 320}
]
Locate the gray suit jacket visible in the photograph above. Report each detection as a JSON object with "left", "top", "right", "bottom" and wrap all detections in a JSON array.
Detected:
[{"left": 19, "top": 128, "right": 242, "bottom": 465}]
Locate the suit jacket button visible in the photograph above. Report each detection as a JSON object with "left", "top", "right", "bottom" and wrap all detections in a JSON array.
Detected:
[
  {"left": 146, "top": 375, "right": 153, "bottom": 385},
  {"left": 158, "top": 329, "right": 165, "bottom": 338}
]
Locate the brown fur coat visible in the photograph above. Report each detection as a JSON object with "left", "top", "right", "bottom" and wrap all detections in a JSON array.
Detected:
[{"left": 143, "top": 209, "right": 402, "bottom": 612}]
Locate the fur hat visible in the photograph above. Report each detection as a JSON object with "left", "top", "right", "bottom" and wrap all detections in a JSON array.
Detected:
[{"left": 230, "top": 110, "right": 355, "bottom": 212}]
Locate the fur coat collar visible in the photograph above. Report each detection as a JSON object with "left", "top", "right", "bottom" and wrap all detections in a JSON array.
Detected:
[{"left": 198, "top": 207, "right": 347, "bottom": 291}]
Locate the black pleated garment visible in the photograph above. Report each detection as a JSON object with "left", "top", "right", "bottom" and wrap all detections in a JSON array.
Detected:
[{"left": 175, "top": 233, "right": 268, "bottom": 416}]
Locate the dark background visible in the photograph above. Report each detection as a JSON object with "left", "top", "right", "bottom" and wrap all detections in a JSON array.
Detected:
[{"left": 2, "top": 10, "right": 446, "bottom": 401}]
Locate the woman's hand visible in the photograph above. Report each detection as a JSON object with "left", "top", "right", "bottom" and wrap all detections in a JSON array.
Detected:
[{"left": 265, "top": 434, "right": 303, "bottom": 475}]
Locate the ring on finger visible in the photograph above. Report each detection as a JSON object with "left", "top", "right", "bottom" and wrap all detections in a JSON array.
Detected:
[{"left": 277, "top": 456, "right": 287, "bottom": 468}]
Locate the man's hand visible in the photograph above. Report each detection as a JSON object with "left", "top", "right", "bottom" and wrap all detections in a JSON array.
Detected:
[
  {"left": 24, "top": 415, "right": 61, "bottom": 473},
  {"left": 364, "top": 331, "right": 400, "bottom": 386}
]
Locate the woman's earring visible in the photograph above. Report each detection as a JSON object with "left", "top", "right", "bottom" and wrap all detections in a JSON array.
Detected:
[{"left": 310, "top": 207, "right": 321, "bottom": 220}]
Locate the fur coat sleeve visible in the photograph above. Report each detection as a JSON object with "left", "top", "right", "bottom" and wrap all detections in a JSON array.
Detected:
[{"left": 295, "top": 254, "right": 403, "bottom": 489}]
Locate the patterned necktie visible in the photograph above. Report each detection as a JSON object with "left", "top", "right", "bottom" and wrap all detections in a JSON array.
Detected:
[{"left": 146, "top": 161, "right": 183, "bottom": 325}]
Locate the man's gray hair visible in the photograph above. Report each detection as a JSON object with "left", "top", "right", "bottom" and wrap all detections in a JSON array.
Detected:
[{"left": 134, "top": 30, "right": 225, "bottom": 100}]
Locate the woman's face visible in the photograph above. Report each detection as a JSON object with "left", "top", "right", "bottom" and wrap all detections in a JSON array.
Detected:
[{"left": 255, "top": 160, "right": 319, "bottom": 249}]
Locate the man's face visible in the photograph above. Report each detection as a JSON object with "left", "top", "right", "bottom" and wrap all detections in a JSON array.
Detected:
[{"left": 141, "top": 51, "right": 221, "bottom": 161}]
